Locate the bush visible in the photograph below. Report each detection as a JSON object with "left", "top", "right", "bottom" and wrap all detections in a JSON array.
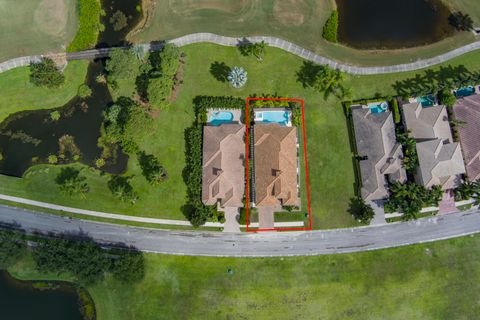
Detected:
[
  {"left": 392, "top": 99, "right": 401, "bottom": 124},
  {"left": 106, "top": 48, "right": 141, "bottom": 83},
  {"left": 322, "top": 11, "right": 338, "bottom": 42},
  {"left": 50, "top": 110, "right": 61, "bottom": 121},
  {"left": 48, "top": 154, "right": 58, "bottom": 164},
  {"left": 109, "top": 10, "right": 128, "bottom": 31},
  {"left": 30, "top": 59, "right": 65, "bottom": 88},
  {"left": 149, "top": 44, "right": 181, "bottom": 77},
  {"left": 111, "top": 247, "right": 145, "bottom": 283},
  {"left": 67, "top": 0, "right": 103, "bottom": 52},
  {"left": 78, "top": 84, "right": 92, "bottom": 98},
  {"left": 95, "top": 158, "right": 105, "bottom": 168},
  {"left": 147, "top": 76, "right": 174, "bottom": 109}
]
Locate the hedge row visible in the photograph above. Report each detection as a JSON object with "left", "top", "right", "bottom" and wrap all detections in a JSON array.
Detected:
[{"left": 322, "top": 11, "right": 338, "bottom": 43}]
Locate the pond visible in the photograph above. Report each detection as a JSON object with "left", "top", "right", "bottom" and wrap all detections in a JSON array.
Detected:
[
  {"left": 336, "top": 0, "right": 455, "bottom": 49},
  {"left": 0, "top": 0, "right": 141, "bottom": 177},
  {"left": 0, "top": 270, "right": 88, "bottom": 320}
]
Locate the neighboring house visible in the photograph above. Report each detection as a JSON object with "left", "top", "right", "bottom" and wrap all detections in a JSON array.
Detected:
[
  {"left": 254, "top": 123, "right": 299, "bottom": 207},
  {"left": 401, "top": 102, "right": 452, "bottom": 141},
  {"left": 452, "top": 95, "right": 480, "bottom": 181},
  {"left": 402, "top": 102, "right": 465, "bottom": 190},
  {"left": 202, "top": 124, "right": 245, "bottom": 207},
  {"left": 351, "top": 106, "right": 407, "bottom": 201}
]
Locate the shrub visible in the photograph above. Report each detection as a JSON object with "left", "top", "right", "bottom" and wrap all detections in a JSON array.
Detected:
[
  {"left": 109, "top": 10, "right": 128, "bottom": 31},
  {"left": 392, "top": 99, "right": 401, "bottom": 124},
  {"left": 48, "top": 154, "right": 58, "bottom": 164},
  {"left": 58, "top": 135, "right": 81, "bottom": 159},
  {"left": 147, "top": 76, "right": 174, "bottom": 109},
  {"left": 149, "top": 44, "right": 181, "bottom": 77},
  {"left": 30, "top": 59, "right": 65, "bottom": 88},
  {"left": 238, "top": 41, "right": 267, "bottom": 61},
  {"left": 111, "top": 247, "right": 145, "bottom": 283},
  {"left": 95, "top": 158, "right": 106, "bottom": 168},
  {"left": 0, "top": 230, "right": 26, "bottom": 269},
  {"left": 227, "top": 66, "right": 247, "bottom": 88},
  {"left": 78, "top": 84, "right": 92, "bottom": 98},
  {"left": 348, "top": 197, "right": 374, "bottom": 224},
  {"left": 50, "top": 111, "right": 61, "bottom": 121},
  {"left": 67, "top": 0, "right": 103, "bottom": 52},
  {"left": 322, "top": 11, "right": 338, "bottom": 42}
]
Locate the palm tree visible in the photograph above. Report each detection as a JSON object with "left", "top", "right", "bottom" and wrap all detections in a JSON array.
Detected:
[
  {"left": 449, "top": 12, "right": 474, "bottom": 31},
  {"left": 227, "top": 67, "right": 248, "bottom": 88}
]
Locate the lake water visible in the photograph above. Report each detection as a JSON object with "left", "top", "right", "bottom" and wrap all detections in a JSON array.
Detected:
[
  {"left": 0, "top": 271, "right": 85, "bottom": 320},
  {"left": 336, "top": 0, "right": 455, "bottom": 49},
  {"left": 0, "top": 0, "right": 141, "bottom": 177}
]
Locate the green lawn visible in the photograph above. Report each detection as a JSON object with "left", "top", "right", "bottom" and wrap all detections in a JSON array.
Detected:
[
  {"left": 9, "top": 235, "right": 480, "bottom": 319},
  {"left": 0, "top": 0, "right": 78, "bottom": 62},
  {"left": 130, "top": 0, "right": 477, "bottom": 66},
  {"left": 0, "top": 60, "right": 89, "bottom": 122},
  {"left": 3, "top": 44, "right": 480, "bottom": 228}
]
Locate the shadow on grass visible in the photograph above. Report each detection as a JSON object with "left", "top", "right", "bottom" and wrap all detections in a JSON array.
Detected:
[{"left": 210, "top": 61, "right": 231, "bottom": 82}]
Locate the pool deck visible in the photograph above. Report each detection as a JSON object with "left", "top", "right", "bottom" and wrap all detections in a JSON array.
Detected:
[{"left": 207, "top": 108, "right": 243, "bottom": 124}]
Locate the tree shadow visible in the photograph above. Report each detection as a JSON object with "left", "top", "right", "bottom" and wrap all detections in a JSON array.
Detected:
[
  {"left": 237, "top": 37, "right": 252, "bottom": 56},
  {"left": 296, "top": 61, "right": 322, "bottom": 88},
  {"left": 347, "top": 197, "right": 364, "bottom": 219},
  {"left": 210, "top": 61, "right": 231, "bottom": 82}
]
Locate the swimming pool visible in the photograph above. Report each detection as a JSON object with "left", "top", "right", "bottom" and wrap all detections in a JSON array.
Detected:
[
  {"left": 255, "top": 111, "right": 290, "bottom": 126},
  {"left": 454, "top": 86, "right": 475, "bottom": 98},
  {"left": 368, "top": 101, "right": 388, "bottom": 113},
  {"left": 208, "top": 111, "right": 234, "bottom": 126},
  {"left": 417, "top": 95, "right": 436, "bottom": 107}
]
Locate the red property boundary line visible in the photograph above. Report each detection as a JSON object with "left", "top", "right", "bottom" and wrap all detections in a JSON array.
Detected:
[{"left": 245, "top": 97, "right": 312, "bottom": 232}]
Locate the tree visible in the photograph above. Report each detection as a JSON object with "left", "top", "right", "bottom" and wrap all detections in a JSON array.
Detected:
[
  {"left": 111, "top": 248, "right": 145, "bottom": 283},
  {"left": 108, "top": 175, "right": 138, "bottom": 204},
  {"left": 439, "top": 89, "right": 456, "bottom": 107},
  {"left": 313, "top": 65, "right": 346, "bottom": 99},
  {"left": 0, "top": 230, "right": 26, "bottom": 269},
  {"left": 147, "top": 76, "right": 174, "bottom": 109},
  {"left": 455, "top": 180, "right": 480, "bottom": 201},
  {"left": 30, "top": 58, "right": 65, "bottom": 88},
  {"left": 449, "top": 12, "right": 474, "bottom": 31},
  {"left": 105, "top": 48, "right": 141, "bottom": 83},
  {"left": 137, "top": 152, "right": 168, "bottom": 185},
  {"left": 348, "top": 197, "right": 374, "bottom": 224},
  {"left": 227, "top": 66, "right": 247, "bottom": 88},
  {"left": 396, "top": 130, "right": 418, "bottom": 173},
  {"left": 48, "top": 154, "right": 58, "bottom": 164},
  {"left": 77, "top": 84, "right": 92, "bottom": 98},
  {"left": 322, "top": 10, "right": 338, "bottom": 42},
  {"left": 150, "top": 44, "right": 181, "bottom": 77},
  {"left": 55, "top": 167, "right": 89, "bottom": 198},
  {"left": 238, "top": 41, "right": 267, "bottom": 61},
  {"left": 109, "top": 10, "right": 128, "bottom": 31}
]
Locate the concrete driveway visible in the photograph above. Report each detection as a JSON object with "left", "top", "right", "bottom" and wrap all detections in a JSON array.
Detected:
[{"left": 223, "top": 207, "right": 240, "bottom": 232}]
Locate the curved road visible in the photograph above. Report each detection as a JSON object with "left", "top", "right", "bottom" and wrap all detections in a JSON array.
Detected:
[
  {"left": 1, "top": 204, "right": 479, "bottom": 257},
  {"left": 1, "top": 33, "right": 480, "bottom": 75}
]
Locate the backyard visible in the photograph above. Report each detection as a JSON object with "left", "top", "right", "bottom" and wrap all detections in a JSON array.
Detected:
[{"left": 8, "top": 234, "right": 480, "bottom": 319}]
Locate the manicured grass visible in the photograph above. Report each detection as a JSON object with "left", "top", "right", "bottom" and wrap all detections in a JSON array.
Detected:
[
  {"left": 0, "top": 0, "right": 78, "bottom": 62},
  {"left": 9, "top": 235, "right": 480, "bottom": 319},
  {"left": 3, "top": 44, "right": 480, "bottom": 228},
  {"left": 0, "top": 60, "right": 89, "bottom": 122},
  {"left": 130, "top": 0, "right": 477, "bottom": 66}
]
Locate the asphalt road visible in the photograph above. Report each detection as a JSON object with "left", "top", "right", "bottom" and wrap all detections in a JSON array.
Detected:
[{"left": 1, "top": 205, "right": 480, "bottom": 257}]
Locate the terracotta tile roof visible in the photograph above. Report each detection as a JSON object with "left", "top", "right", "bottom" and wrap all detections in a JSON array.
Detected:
[
  {"left": 254, "top": 124, "right": 299, "bottom": 207},
  {"left": 202, "top": 124, "right": 245, "bottom": 207},
  {"left": 452, "top": 95, "right": 480, "bottom": 181}
]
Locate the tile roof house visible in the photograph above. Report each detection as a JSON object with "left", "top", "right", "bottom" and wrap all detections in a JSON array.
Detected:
[
  {"left": 452, "top": 95, "right": 480, "bottom": 181},
  {"left": 202, "top": 124, "right": 245, "bottom": 207},
  {"left": 402, "top": 102, "right": 465, "bottom": 190},
  {"left": 351, "top": 107, "right": 407, "bottom": 201},
  {"left": 254, "top": 123, "right": 299, "bottom": 207}
]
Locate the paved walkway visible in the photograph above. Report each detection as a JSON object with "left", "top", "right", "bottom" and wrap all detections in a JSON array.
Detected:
[
  {"left": 438, "top": 190, "right": 459, "bottom": 214},
  {"left": 369, "top": 200, "right": 386, "bottom": 225},
  {"left": 223, "top": 207, "right": 240, "bottom": 232},
  {"left": 258, "top": 207, "right": 275, "bottom": 229},
  {"left": 2, "top": 33, "right": 480, "bottom": 75}
]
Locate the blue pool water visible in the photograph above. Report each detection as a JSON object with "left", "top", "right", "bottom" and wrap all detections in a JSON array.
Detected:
[
  {"left": 417, "top": 95, "right": 435, "bottom": 107},
  {"left": 454, "top": 86, "right": 475, "bottom": 98},
  {"left": 209, "top": 111, "right": 234, "bottom": 126},
  {"left": 369, "top": 102, "right": 388, "bottom": 113},
  {"left": 256, "top": 111, "right": 290, "bottom": 126}
]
